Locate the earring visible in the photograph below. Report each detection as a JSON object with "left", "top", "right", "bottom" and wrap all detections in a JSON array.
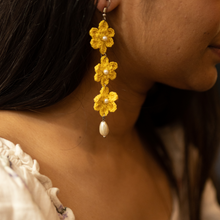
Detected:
[{"left": 89, "top": 0, "right": 118, "bottom": 138}]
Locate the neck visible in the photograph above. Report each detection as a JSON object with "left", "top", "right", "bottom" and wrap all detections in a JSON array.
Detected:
[{"left": 0, "top": 52, "right": 154, "bottom": 154}]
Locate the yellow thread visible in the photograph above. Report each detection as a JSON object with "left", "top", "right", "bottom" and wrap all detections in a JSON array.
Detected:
[
  {"left": 94, "top": 87, "right": 118, "bottom": 117},
  {"left": 94, "top": 56, "right": 118, "bottom": 86},
  {"left": 89, "top": 19, "right": 118, "bottom": 122},
  {"left": 89, "top": 20, "right": 115, "bottom": 55}
]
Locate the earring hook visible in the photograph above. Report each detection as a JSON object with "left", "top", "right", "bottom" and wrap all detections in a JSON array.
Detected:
[
  {"left": 103, "top": 0, "right": 111, "bottom": 20},
  {"left": 107, "top": 0, "right": 111, "bottom": 10}
]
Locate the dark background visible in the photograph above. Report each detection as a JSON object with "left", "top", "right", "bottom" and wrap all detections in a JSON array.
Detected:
[{"left": 215, "top": 63, "right": 220, "bottom": 203}]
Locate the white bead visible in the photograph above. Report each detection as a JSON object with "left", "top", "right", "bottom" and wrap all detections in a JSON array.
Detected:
[
  {"left": 102, "top": 36, "right": 108, "bottom": 41},
  {"left": 99, "top": 121, "right": 109, "bottom": 137},
  {"left": 103, "top": 69, "right": 109, "bottom": 75},
  {"left": 104, "top": 98, "right": 109, "bottom": 104}
]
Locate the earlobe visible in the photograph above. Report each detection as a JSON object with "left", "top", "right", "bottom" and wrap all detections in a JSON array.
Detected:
[{"left": 96, "top": 0, "right": 120, "bottom": 13}]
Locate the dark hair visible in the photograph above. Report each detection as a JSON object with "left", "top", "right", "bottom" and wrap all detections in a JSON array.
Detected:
[
  {"left": 0, "top": 0, "right": 96, "bottom": 109},
  {"left": 0, "top": 1, "right": 219, "bottom": 220}
]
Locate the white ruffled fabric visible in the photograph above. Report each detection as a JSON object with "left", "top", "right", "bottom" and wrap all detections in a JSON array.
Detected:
[{"left": 0, "top": 138, "right": 75, "bottom": 220}]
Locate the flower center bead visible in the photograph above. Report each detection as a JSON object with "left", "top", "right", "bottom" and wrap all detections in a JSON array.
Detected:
[
  {"left": 103, "top": 69, "right": 109, "bottom": 75},
  {"left": 102, "top": 36, "right": 108, "bottom": 41},
  {"left": 104, "top": 98, "right": 109, "bottom": 104}
]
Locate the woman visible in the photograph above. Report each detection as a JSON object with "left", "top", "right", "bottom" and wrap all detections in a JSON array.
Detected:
[{"left": 0, "top": 0, "right": 220, "bottom": 219}]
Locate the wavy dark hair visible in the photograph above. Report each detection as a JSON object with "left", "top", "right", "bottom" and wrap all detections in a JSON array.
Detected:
[{"left": 0, "top": 1, "right": 219, "bottom": 219}]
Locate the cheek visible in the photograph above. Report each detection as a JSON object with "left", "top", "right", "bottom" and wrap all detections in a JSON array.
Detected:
[
  {"left": 137, "top": 0, "right": 220, "bottom": 91},
  {"left": 147, "top": 52, "right": 218, "bottom": 91},
  {"left": 144, "top": 38, "right": 218, "bottom": 91}
]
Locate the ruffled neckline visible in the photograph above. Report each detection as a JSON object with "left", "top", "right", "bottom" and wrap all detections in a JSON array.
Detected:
[{"left": 0, "top": 137, "right": 75, "bottom": 220}]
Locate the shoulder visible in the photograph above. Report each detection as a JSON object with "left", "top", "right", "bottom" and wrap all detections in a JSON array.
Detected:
[
  {"left": 0, "top": 138, "right": 70, "bottom": 220},
  {"left": 0, "top": 155, "right": 48, "bottom": 219}
]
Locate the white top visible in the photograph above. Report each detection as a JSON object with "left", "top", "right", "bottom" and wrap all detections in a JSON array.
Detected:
[{"left": 0, "top": 125, "right": 220, "bottom": 220}]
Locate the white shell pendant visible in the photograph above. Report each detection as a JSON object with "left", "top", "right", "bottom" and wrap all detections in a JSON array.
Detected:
[{"left": 99, "top": 121, "right": 109, "bottom": 137}]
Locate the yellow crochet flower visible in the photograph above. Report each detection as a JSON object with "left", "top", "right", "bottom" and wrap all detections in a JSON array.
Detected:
[
  {"left": 94, "top": 86, "right": 118, "bottom": 116},
  {"left": 94, "top": 56, "right": 118, "bottom": 86},
  {"left": 89, "top": 20, "right": 115, "bottom": 55}
]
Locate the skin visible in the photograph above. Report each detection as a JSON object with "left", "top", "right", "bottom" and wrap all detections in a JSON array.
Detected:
[
  {"left": 0, "top": 0, "right": 220, "bottom": 219},
  {"left": 104, "top": 0, "right": 220, "bottom": 92}
]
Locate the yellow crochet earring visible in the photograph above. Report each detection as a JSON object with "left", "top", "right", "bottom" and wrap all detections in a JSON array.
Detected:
[{"left": 89, "top": 0, "right": 118, "bottom": 138}]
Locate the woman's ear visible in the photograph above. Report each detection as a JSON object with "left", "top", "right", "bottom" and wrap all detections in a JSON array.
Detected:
[{"left": 96, "top": 0, "right": 120, "bottom": 13}]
